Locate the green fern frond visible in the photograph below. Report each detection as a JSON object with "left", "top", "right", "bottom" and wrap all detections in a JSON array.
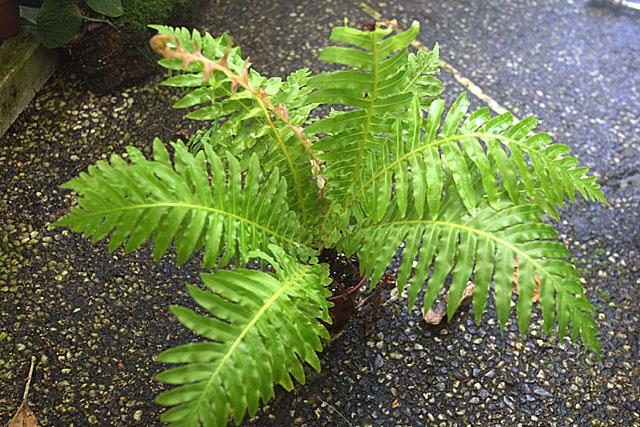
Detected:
[
  {"left": 151, "top": 26, "right": 321, "bottom": 228},
  {"left": 353, "top": 190, "right": 599, "bottom": 353},
  {"left": 353, "top": 92, "right": 607, "bottom": 225},
  {"left": 305, "top": 21, "right": 443, "bottom": 203},
  {"left": 55, "top": 139, "right": 312, "bottom": 267},
  {"left": 404, "top": 45, "right": 443, "bottom": 107},
  {"left": 50, "top": 20, "right": 610, "bottom": 427},
  {"left": 155, "top": 245, "right": 332, "bottom": 426},
  {"left": 149, "top": 25, "right": 246, "bottom": 75}
]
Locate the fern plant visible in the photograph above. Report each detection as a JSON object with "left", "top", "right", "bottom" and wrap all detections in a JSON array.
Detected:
[{"left": 55, "top": 20, "right": 608, "bottom": 426}]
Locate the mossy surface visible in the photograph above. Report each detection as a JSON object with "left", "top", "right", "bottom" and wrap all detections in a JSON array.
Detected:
[{"left": 118, "top": 0, "right": 200, "bottom": 46}]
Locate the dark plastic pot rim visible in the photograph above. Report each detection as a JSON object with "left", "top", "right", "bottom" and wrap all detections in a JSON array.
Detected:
[
  {"left": 0, "top": 0, "right": 20, "bottom": 41},
  {"left": 327, "top": 274, "right": 366, "bottom": 302}
]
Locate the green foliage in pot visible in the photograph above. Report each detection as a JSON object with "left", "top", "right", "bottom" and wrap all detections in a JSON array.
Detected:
[
  {"left": 118, "top": 0, "right": 196, "bottom": 45},
  {"left": 27, "top": 0, "right": 123, "bottom": 48},
  {"left": 24, "top": 0, "right": 196, "bottom": 49},
  {"left": 55, "top": 21, "right": 608, "bottom": 426}
]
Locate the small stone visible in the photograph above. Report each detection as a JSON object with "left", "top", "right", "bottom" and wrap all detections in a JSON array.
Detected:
[
  {"left": 374, "top": 354, "right": 384, "bottom": 369},
  {"left": 133, "top": 410, "right": 143, "bottom": 421},
  {"left": 502, "top": 396, "right": 515, "bottom": 410},
  {"left": 484, "top": 369, "right": 496, "bottom": 379},
  {"left": 533, "top": 386, "right": 551, "bottom": 398}
]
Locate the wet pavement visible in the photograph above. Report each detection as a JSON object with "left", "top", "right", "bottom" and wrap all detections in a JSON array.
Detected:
[{"left": 1, "top": 0, "right": 639, "bottom": 425}]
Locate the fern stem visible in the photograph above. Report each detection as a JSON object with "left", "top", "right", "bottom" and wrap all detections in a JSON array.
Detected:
[
  {"left": 256, "top": 100, "right": 311, "bottom": 227},
  {"left": 75, "top": 202, "right": 306, "bottom": 247},
  {"left": 352, "top": 30, "right": 380, "bottom": 183},
  {"left": 79, "top": 14, "right": 118, "bottom": 31}
]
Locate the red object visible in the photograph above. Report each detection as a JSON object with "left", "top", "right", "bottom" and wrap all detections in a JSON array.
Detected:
[
  {"left": 326, "top": 274, "right": 367, "bottom": 331},
  {"left": 0, "top": 0, "right": 20, "bottom": 40}
]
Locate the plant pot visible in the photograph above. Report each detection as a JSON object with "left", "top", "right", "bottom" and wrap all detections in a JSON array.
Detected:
[
  {"left": 326, "top": 274, "right": 366, "bottom": 331},
  {"left": 64, "top": 24, "right": 155, "bottom": 94},
  {"left": 18, "top": 0, "right": 43, "bottom": 6},
  {"left": 0, "top": 0, "right": 20, "bottom": 40}
]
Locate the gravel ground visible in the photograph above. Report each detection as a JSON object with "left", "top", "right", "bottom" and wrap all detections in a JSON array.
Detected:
[{"left": 1, "top": 0, "right": 639, "bottom": 425}]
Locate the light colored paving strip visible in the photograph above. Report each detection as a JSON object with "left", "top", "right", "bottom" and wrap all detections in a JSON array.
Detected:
[
  {"left": 609, "top": 0, "right": 640, "bottom": 10},
  {"left": 351, "top": 0, "right": 516, "bottom": 119}
]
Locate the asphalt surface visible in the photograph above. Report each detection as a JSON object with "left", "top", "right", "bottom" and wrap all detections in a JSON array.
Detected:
[{"left": 1, "top": 0, "right": 639, "bottom": 425}]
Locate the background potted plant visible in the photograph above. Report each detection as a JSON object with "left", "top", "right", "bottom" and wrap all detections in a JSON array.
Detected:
[
  {"left": 19, "top": 0, "right": 123, "bottom": 48},
  {"left": 56, "top": 20, "right": 607, "bottom": 426},
  {"left": 17, "top": 0, "right": 205, "bottom": 91}
]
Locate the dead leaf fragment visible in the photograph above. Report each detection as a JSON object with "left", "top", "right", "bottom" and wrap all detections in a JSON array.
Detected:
[
  {"left": 532, "top": 274, "right": 541, "bottom": 303},
  {"left": 7, "top": 356, "right": 38, "bottom": 427},
  {"left": 424, "top": 300, "right": 447, "bottom": 325},
  {"left": 424, "top": 282, "right": 475, "bottom": 325},
  {"left": 511, "top": 258, "right": 541, "bottom": 303},
  {"left": 7, "top": 405, "right": 37, "bottom": 427}
]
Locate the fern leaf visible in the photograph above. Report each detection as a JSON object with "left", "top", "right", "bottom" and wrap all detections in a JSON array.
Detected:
[
  {"left": 152, "top": 26, "right": 321, "bottom": 228},
  {"left": 350, "top": 93, "right": 607, "bottom": 226},
  {"left": 353, "top": 192, "right": 599, "bottom": 353},
  {"left": 155, "top": 245, "right": 332, "bottom": 426},
  {"left": 306, "top": 21, "right": 443, "bottom": 203},
  {"left": 55, "top": 139, "right": 312, "bottom": 267}
]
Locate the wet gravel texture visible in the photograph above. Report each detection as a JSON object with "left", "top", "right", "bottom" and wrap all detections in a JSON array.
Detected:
[{"left": 1, "top": 0, "right": 639, "bottom": 425}]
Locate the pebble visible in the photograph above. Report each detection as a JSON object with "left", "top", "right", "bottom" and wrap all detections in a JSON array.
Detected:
[{"left": 533, "top": 386, "right": 552, "bottom": 398}]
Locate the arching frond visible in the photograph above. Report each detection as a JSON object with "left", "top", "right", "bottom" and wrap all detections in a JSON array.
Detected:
[
  {"left": 305, "top": 21, "right": 443, "bottom": 203},
  {"left": 353, "top": 93, "right": 607, "bottom": 225},
  {"left": 155, "top": 245, "right": 332, "bottom": 426},
  {"left": 351, "top": 190, "right": 599, "bottom": 353},
  {"left": 55, "top": 139, "right": 312, "bottom": 267},
  {"left": 151, "top": 26, "right": 320, "bottom": 228}
]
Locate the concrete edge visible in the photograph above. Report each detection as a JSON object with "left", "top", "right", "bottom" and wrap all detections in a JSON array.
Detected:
[{"left": 0, "top": 29, "right": 59, "bottom": 137}]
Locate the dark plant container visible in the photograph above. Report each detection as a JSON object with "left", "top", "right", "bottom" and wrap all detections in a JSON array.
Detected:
[
  {"left": 17, "top": 0, "right": 43, "bottom": 6},
  {"left": 327, "top": 274, "right": 366, "bottom": 331},
  {"left": 0, "top": 0, "right": 20, "bottom": 40}
]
